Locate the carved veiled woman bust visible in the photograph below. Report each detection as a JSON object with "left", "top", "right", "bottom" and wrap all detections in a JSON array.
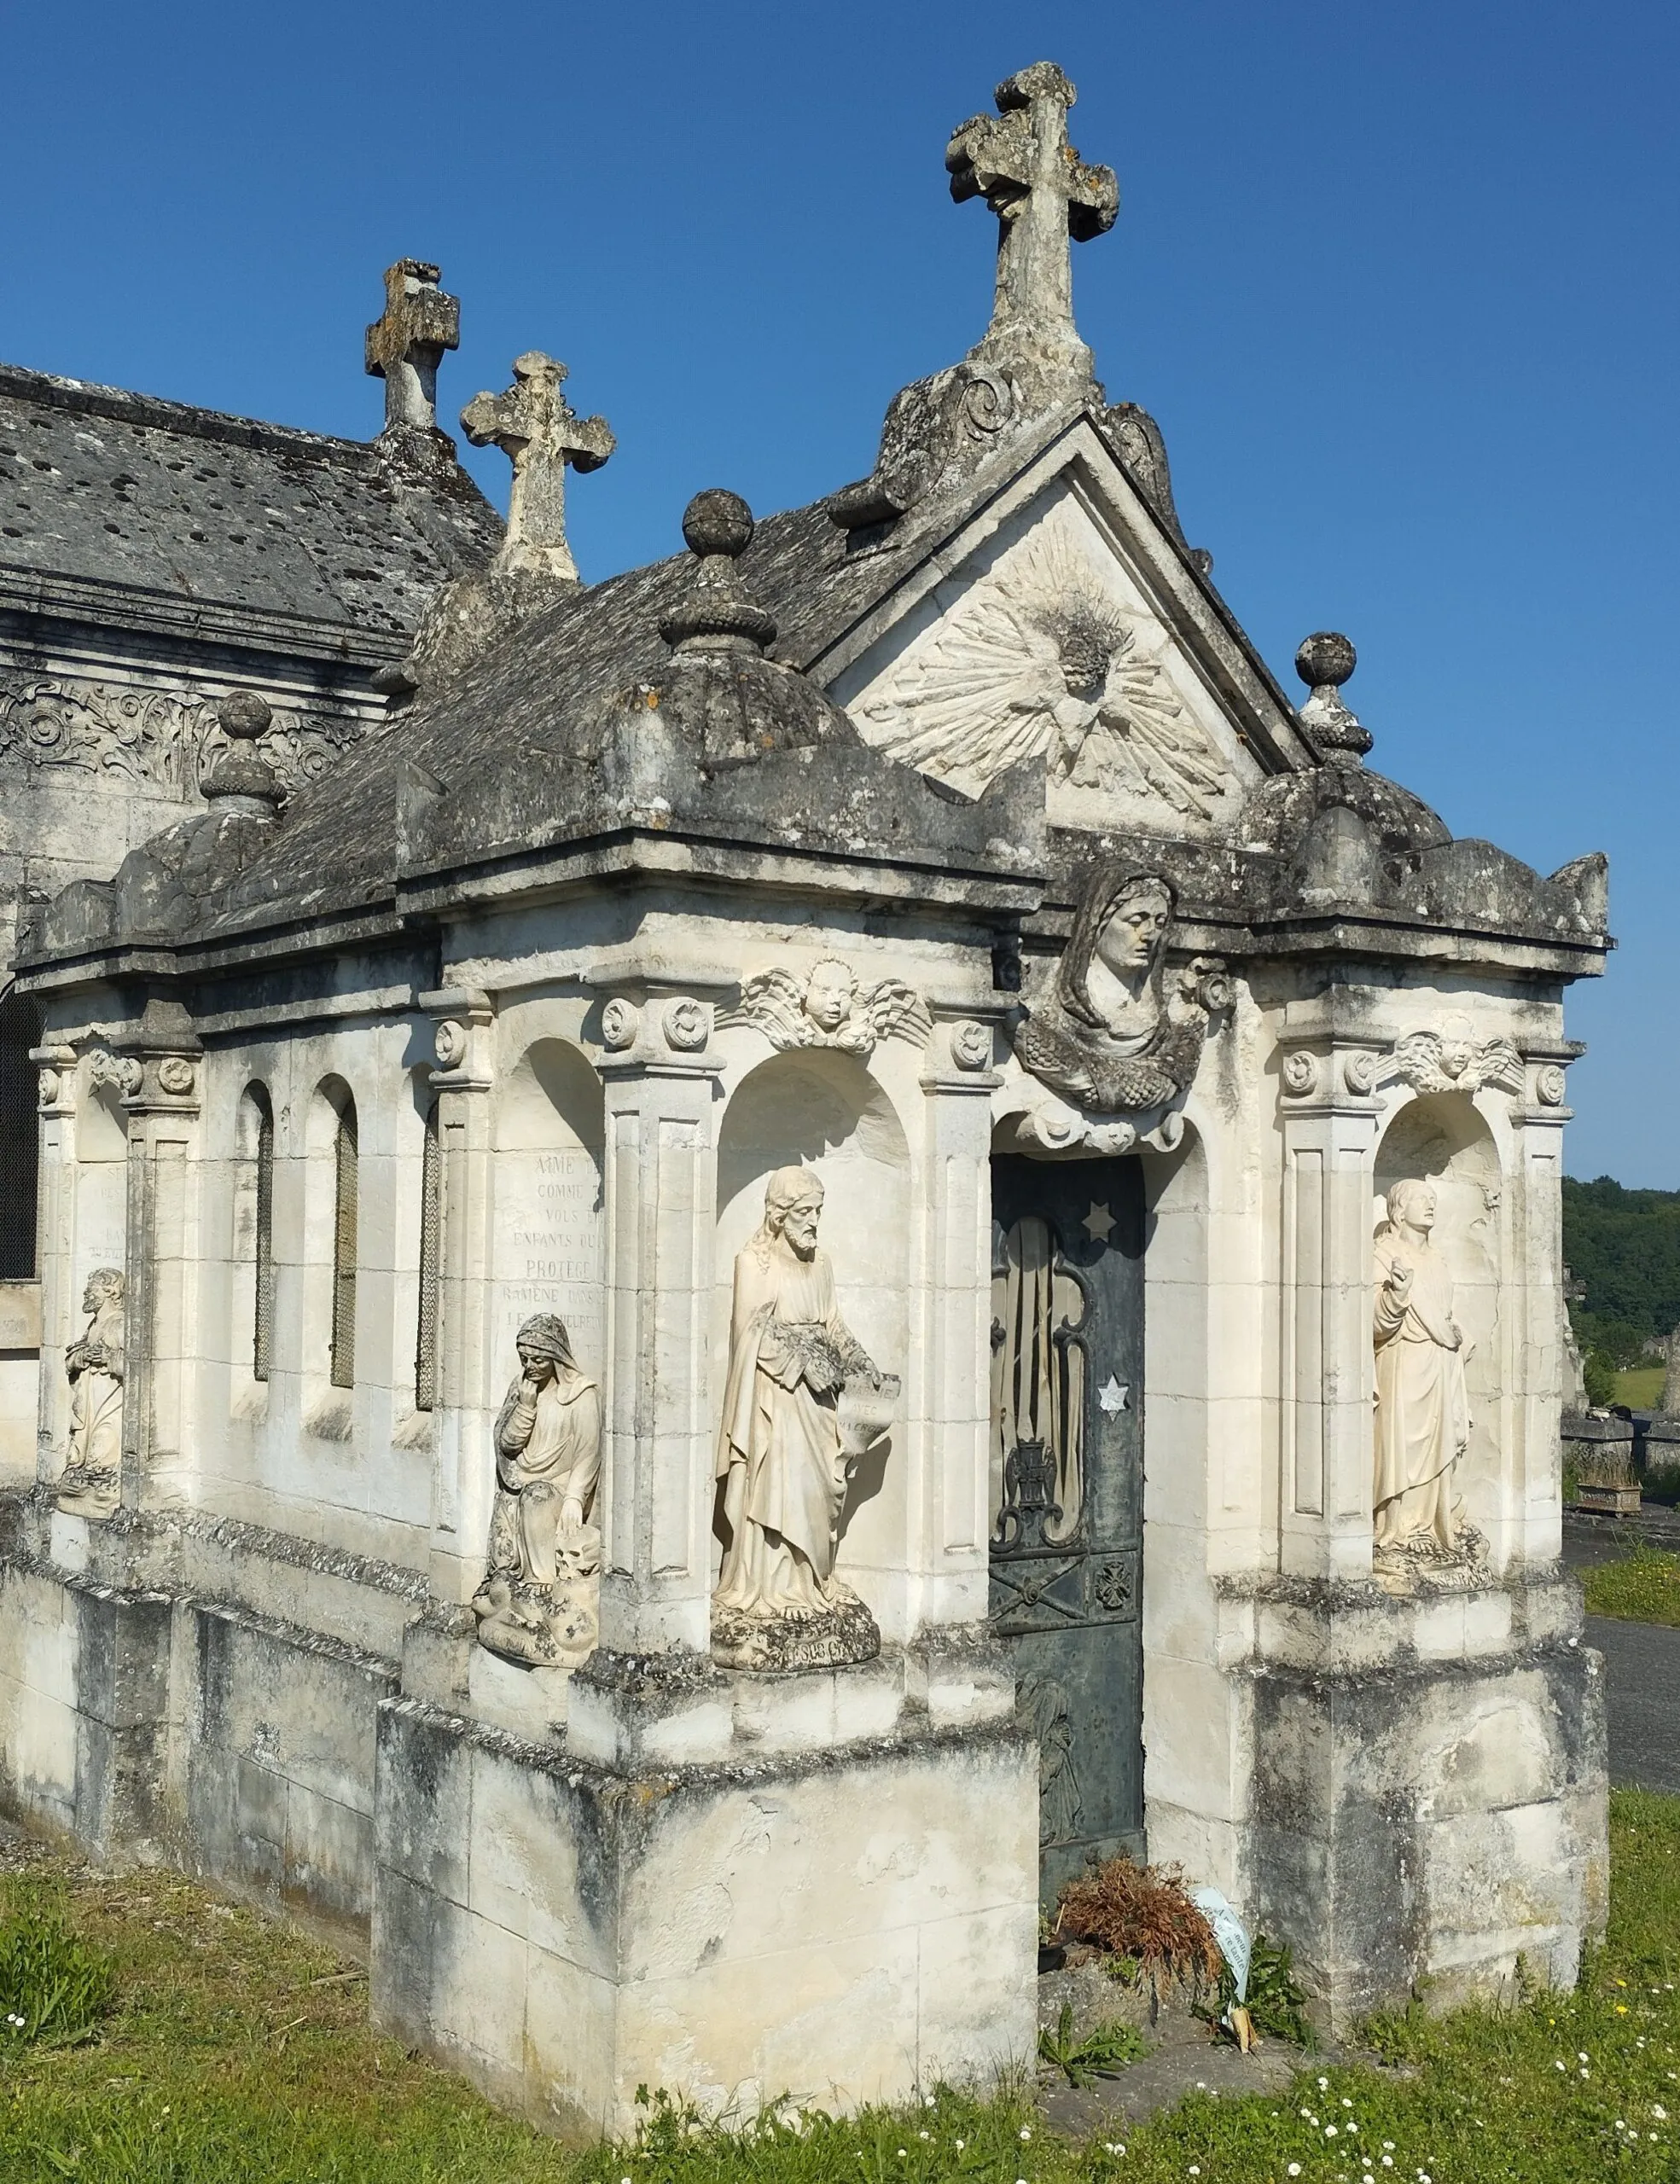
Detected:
[{"left": 1014, "top": 865, "right": 1218, "bottom": 1112}]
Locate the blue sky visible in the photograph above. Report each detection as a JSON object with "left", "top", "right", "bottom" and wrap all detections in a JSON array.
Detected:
[{"left": 4, "top": 1, "right": 1675, "bottom": 1182}]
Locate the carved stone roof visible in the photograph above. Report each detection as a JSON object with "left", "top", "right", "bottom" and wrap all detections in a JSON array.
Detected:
[{"left": 0, "top": 363, "right": 500, "bottom": 652}]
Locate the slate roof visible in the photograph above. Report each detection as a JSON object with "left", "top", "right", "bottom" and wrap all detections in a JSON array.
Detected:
[{"left": 0, "top": 363, "right": 501, "bottom": 647}]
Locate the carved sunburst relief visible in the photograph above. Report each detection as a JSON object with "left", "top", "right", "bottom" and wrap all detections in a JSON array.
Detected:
[{"left": 849, "top": 521, "right": 1230, "bottom": 824}]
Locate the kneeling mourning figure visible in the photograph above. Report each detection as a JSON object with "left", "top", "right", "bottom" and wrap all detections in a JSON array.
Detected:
[{"left": 0, "top": 55, "right": 1610, "bottom": 2141}]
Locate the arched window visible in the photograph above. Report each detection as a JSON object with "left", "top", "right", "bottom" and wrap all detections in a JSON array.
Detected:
[
  {"left": 330, "top": 1098, "right": 358, "bottom": 1390},
  {"left": 0, "top": 990, "right": 43, "bottom": 1280},
  {"left": 249, "top": 1085, "right": 276, "bottom": 1381},
  {"left": 415, "top": 1098, "right": 440, "bottom": 1411}
]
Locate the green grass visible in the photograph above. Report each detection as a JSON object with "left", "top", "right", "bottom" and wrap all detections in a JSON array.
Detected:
[
  {"left": 1584, "top": 1545, "right": 1680, "bottom": 1627},
  {"left": 1, "top": 1793, "right": 1678, "bottom": 2181},
  {"left": 1613, "top": 1366, "right": 1666, "bottom": 1409}
]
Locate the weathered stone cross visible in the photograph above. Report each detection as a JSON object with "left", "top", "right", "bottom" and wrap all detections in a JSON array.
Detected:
[
  {"left": 364, "top": 259, "right": 461, "bottom": 433},
  {"left": 460, "top": 353, "right": 615, "bottom": 584},
  {"left": 946, "top": 61, "right": 1118, "bottom": 394}
]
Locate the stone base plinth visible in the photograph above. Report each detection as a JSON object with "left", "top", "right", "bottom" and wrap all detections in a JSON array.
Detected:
[
  {"left": 1575, "top": 1484, "right": 1642, "bottom": 1514},
  {"left": 1236, "top": 1569, "right": 1607, "bottom": 2030},
  {"left": 369, "top": 1686, "right": 1038, "bottom": 2138},
  {"left": 711, "top": 1592, "right": 880, "bottom": 1673}
]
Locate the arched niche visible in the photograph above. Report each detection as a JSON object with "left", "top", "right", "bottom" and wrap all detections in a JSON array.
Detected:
[
  {"left": 73, "top": 1072, "right": 128, "bottom": 1306},
  {"left": 491, "top": 1040, "right": 606, "bottom": 1382},
  {"left": 713, "top": 1050, "right": 910, "bottom": 1584},
  {"left": 1374, "top": 1092, "right": 1503, "bottom": 1544}
]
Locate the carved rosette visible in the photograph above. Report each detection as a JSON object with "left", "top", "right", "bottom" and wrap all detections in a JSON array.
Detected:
[
  {"left": 422, "top": 989, "right": 493, "bottom": 1088},
  {"left": 662, "top": 998, "right": 710, "bottom": 1053},
  {"left": 949, "top": 1019, "right": 994, "bottom": 1072},
  {"left": 1535, "top": 1064, "right": 1567, "bottom": 1107},
  {"left": 599, "top": 998, "right": 640, "bottom": 1051}
]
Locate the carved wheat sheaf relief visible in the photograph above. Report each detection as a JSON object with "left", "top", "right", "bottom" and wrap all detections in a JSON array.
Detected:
[{"left": 849, "top": 524, "right": 1229, "bottom": 821}]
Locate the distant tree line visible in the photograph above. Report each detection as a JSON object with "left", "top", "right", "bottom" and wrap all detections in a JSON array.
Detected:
[{"left": 1562, "top": 1176, "right": 1680, "bottom": 1383}]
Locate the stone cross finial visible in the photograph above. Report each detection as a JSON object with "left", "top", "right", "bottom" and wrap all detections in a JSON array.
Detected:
[
  {"left": 947, "top": 61, "right": 1118, "bottom": 394},
  {"left": 365, "top": 259, "right": 461, "bottom": 433},
  {"left": 460, "top": 352, "right": 615, "bottom": 584}
]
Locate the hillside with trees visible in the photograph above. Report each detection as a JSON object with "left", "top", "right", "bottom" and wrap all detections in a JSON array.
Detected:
[{"left": 1563, "top": 1174, "right": 1680, "bottom": 1368}]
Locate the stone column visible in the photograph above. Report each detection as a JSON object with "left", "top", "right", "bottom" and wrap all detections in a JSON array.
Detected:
[
  {"left": 117, "top": 1003, "right": 203, "bottom": 1513},
  {"left": 31, "top": 1041, "right": 78, "bottom": 1479},
  {"left": 905, "top": 1016, "right": 1001, "bottom": 1633},
  {"left": 419, "top": 989, "right": 495, "bottom": 1603},
  {"left": 596, "top": 992, "right": 724, "bottom": 1654},
  {"left": 1276, "top": 1034, "right": 1383, "bottom": 1580}
]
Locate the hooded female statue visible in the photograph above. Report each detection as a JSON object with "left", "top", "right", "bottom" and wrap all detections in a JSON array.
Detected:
[
  {"left": 472, "top": 1311, "right": 602, "bottom": 1665},
  {"left": 1014, "top": 865, "right": 1217, "bottom": 1112},
  {"left": 57, "top": 1269, "right": 125, "bottom": 1519},
  {"left": 1373, "top": 1179, "right": 1471, "bottom": 1553}
]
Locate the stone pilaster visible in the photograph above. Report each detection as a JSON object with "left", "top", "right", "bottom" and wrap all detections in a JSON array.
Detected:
[
  {"left": 116, "top": 1002, "right": 203, "bottom": 1513},
  {"left": 906, "top": 1015, "right": 1002, "bottom": 1632},
  {"left": 419, "top": 988, "right": 495, "bottom": 1602},
  {"left": 596, "top": 992, "right": 724, "bottom": 1654},
  {"left": 1276, "top": 1032, "right": 1384, "bottom": 1580},
  {"left": 1503, "top": 1047, "right": 1576, "bottom": 1568},
  {"left": 30, "top": 1041, "right": 78, "bottom": 1481}
]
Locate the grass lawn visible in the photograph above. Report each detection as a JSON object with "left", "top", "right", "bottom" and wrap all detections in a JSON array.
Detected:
[
  {"left": 1584, "top": 1546, "right": 1680, "bottom": 1628},
  {"left": 0, "top": 1792, "right": 1677, "bottom": 2182},
  {"left": 1613, "top": 1368, "right": 1666, "bottom": 1409}
]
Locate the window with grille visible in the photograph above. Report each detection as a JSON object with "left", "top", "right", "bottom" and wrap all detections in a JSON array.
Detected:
[
  {"left": 329, "top": 1101, "right": 358, "bottom": 1390},
  {"left": 416, "top": 1100, "right": 440, "bottom": 1410},
  {"left": 252, "top": 1087, "right": 275, "bottom": 1381},
  {"left": 0, "top": 992, "right": 43, "bottom": 1281}
]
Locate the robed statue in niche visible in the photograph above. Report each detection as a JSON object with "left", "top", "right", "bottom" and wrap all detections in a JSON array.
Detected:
[
  {"left": 713, "top": 1166, "right": 897, "bottom": 1671},
  {"left": 56, "top": 1269, "right": 125, "bottom": 1519},
  {"left": 1373, "top": 1180, "right": 1473, "bottom": 1563},
  {"left": 1014, "top": 864, "right": 1228, "bottom": 1117},
  {"left": 472, "top": 1312, "right": 602, "bottom": 1668}
]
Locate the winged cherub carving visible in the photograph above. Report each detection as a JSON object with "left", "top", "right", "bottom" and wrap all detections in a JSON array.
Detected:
[
  {"left": 1385, "top": 1023, "right": 1524, "bottom": 1098},
  {"left": 723, "top": 958, "right": 933, "bottom": 1057},
  {"left": 852, "top": 526, "right": 1228, "bottom": 817}
]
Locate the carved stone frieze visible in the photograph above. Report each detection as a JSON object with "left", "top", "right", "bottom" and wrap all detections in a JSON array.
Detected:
[
  {"left": 722, "top": 961, "right": 932, "bottom": 1058},
  {"left": 0, "top": 670, "right": 358, "bottom": 794},
  {"left": 1384, "top": 1020, "right": 1523, "bottom": 1098},
  {"left": 850, "top": 520, "right": 1229, "bottom": 826}
]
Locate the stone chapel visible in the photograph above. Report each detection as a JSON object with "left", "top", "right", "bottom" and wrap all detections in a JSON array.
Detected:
[{"left": 0, "top": 61, "right": 1608, "bottom": 2137}]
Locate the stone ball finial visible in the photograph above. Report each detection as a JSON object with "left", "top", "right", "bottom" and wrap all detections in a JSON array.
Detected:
[
  {"left": 219, "top": 691, "right": 273, "bottom": 741},
  {"left": 1295, "top": 631, "right": 1356, "bottom": 692},
  {"left": 682, "top": 490, "right": 754, "bottom": 561}
]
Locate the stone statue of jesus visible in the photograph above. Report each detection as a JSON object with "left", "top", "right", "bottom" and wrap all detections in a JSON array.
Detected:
[
  {"left": 1373, "top": 1178, "right": 1471, "bottom": 1553},
  {"left": 714, "top": 1167, "right": 878, "bottom": 1621}
]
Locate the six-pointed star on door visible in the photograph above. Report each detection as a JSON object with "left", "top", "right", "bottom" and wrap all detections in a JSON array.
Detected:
[
  {"left": 1098, "top": 1376, "right": 1129, "bottom": 1415},
  {"left": 1083, "top": 1201, "right": 1115, "bottom": 1242}
]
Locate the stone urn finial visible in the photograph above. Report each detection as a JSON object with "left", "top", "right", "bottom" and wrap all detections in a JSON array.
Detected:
[
  {"left": 202, "top": 692, "right": 285, "bottom": 815},
  {"left": 659, "top": 490, "right": 777, "bottom": 653},
  {"left": 1294, "top": 630, "right": 1372, "bottom": 761}
]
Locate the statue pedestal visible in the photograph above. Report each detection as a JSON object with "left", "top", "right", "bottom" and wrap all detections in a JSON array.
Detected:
[{"left": 370, "top": 1639, "right": 1033, "bottom": 2136}]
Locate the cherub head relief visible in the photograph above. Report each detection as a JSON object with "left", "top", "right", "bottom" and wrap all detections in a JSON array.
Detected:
[{"left": 724, "top": 958, "right": 932, "bottom": 1058}]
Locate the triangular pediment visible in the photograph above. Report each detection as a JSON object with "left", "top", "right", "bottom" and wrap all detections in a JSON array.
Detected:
[{"left": 821, "top": 417, "right": 1315, "bottom": 842}]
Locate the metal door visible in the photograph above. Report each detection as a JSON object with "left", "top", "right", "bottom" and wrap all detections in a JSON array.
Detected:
[{"left": 990, "top": 1153, "right": 1145, "bottom": 1903}]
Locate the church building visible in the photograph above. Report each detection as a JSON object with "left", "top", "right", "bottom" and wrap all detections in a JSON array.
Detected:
[{"left": 0, "top": 61, "right": 1607, "bottom": 2136}]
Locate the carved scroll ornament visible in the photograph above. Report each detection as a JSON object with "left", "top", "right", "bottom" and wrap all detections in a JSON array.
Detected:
[{"left": 723, "top": 959, "right": 932, "bottom": 1058}]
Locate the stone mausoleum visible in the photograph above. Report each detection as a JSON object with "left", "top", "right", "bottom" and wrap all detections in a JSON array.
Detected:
[{"left": 0, "top": 61, "right": 1608, "bottom": 2136}]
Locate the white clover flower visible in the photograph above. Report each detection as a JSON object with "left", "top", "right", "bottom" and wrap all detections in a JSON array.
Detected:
[
  {"left": 1343, "top": 2098, "right": 1354, "bottom": 2109},
  {"left": 1325, "top": 2123, "right": 1339, "bottom": 2137},
  {"left": 1288, "top": 2166, "right": 1302, "bottom": 2178},
  {"left": 1020, "top": 2128, "right": 1032, "bottom": 2141},
  {"left": 1189, "top": 2169, "right": 1200, "bottom": 2178},
  {"left": 918, "top": 2133, "right": 929, "bottom": 2142},
  {"left": 1579, "top": 2052, "right": 1590, "bottom": 2063},
  {"left": 954, "top": 2142, "right": 964, "bottom": 2153},
  {"left": 1318, "top": 2076, "right": 1331, "bottom": 2089},
  {"left": 1656, "top": 2106, "right": 1670, "bottom": 2122}
]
